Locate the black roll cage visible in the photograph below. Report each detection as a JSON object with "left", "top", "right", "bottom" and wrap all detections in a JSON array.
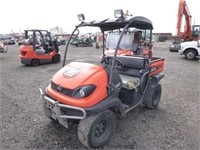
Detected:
[
  {"left": 24, "top": 29, "right": 56, "bottom": 51},
  {"left": 63, "top": 16, "right": 153, "bottom": 94}
]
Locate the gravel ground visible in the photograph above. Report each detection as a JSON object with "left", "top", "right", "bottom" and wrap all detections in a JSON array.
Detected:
[{"left": 0, "top": 42, "right": 199, "bottom": 149}]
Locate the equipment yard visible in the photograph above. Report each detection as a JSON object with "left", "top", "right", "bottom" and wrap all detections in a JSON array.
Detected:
[{"left": 0, "top": 42, "right": 199, "bottom": 149}]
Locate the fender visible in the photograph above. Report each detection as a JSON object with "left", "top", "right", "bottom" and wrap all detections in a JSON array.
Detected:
[
  {"left": 85, "top": 96, "right": 126, "bottom": 116},
  {"left": 151, "top": 72, "right": 165, "bottom": 85}
]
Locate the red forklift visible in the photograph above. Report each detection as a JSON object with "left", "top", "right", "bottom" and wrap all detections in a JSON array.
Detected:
[
  {"left": 20, "top": 30, "right": 60, "bottom": 66},
  {"left": 39, "top": 10, "right": 165, "bottom": 148}
]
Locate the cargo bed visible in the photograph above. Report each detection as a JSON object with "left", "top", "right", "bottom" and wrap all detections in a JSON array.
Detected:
[{"left": 150, "top": 57, "right": 165, "bottom": 76}]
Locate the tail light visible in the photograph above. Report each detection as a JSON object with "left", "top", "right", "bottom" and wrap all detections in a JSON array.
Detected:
[{"left": 21, "top": 51, "right": 27, "bottom": 56}]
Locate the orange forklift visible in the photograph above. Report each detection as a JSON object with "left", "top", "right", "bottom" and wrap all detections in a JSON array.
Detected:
[
  {"left": 39, "top": 10, "right": 165, "bottom": 148},
  {"left": 20, "top": 30, "right": 60, "bottom": 66}
]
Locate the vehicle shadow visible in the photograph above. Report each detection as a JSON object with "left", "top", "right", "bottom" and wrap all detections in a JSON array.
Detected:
[
  {"left": 24, "top": 120, "right": 85, "bottom": 149},
  {"left": 24, "top": 106, "right": 172, "bottom": 149}
]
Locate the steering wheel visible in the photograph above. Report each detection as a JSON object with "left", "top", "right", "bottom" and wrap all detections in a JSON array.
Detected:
[{"left": 103, "top": 56, "right": 124, "bottom": 70}]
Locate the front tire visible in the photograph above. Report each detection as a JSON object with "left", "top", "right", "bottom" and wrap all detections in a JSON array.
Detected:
[
  {"left": 142, "top": 84, "right": 162, "bottom": 109},
  {"left": 31, "top": 59, "right": 40, "bottom": 66},
  {"left": 185, "top": 49, "right": 197, "bottom": 60},
  {"left": 52, "top": 54, "right": 60, "bottom": 63},
  {"left": 77, "top": 110, "right": 116, "bottom": 148}
]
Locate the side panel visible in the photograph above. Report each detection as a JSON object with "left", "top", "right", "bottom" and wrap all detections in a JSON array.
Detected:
[
  {"left": 20, "top": 45, "right": 57, "bottom": 60},
  {"left": 149, "top": 58, "right": 164, "bottom": 76}
]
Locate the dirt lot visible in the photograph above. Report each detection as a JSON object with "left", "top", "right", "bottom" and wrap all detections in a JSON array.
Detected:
[{"left": 0, "top": 42, "right": 199, "bottom": 149}]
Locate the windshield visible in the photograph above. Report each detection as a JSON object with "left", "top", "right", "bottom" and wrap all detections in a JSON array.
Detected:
[
  {"left": 106, "top": 29, "right": 150, "bottom": 50},
  {"left": 64, "top": 27, "right": 102, "bottom": 64},
  {"left": 106, "top": 32, "right": 134, "bottom": 50}
]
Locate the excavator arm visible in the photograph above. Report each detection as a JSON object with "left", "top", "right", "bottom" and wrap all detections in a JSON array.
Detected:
[{"left": 176, "top": 0, "right": 192, "bottom": 40}]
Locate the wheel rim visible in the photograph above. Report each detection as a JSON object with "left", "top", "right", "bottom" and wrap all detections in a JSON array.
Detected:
[
  {"left": 187, "top": 52, "right": 195, "bottom": 59},
  {"left": 94, "top": 120, "right": 108, "bottom": 137},
  {"left": 32, "top": 60, "right": 39, "bottom": 66},
  {"left": 53, "top": 55, "right": 59, "bottom": 63}
]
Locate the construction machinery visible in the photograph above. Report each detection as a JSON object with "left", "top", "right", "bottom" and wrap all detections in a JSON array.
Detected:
[
  {"left": 169, "top": 0, "right": 200, "bottom": 52},
  {"left": 0, "top": 41, "right": 8, "bottom": 53},
  {"left": 39, "top": 10, "right": 165, "bottom": 148},
  {"left": 176, "top": 0, "right": 200, "bottom": 40},
  {"left": 20, "top": 30, "right": 60, "bottom": 66},
  {"left": 70, "top": 33, "right": 94, "bottom": 47}
]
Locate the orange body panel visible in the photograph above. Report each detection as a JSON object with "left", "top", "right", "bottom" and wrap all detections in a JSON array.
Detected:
[
  {"left": 20, "top": 45, "right": 57, "bottom": 59},
  {"left": 105, "top": 47, "right": 149, "bottom": 56},
  {"left": 46, "top": 62, "right": 108, "bottom": 108},
  {"left": 149, "top": 59, "right": 164, "bottom": 76},
  {"left": 105, "top": 49, "right": 133, "bottom": 56}
]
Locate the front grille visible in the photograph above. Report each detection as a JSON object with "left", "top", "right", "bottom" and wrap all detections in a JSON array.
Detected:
[{"left": 51, "top": 81, "right": 74, "bottom": 96}]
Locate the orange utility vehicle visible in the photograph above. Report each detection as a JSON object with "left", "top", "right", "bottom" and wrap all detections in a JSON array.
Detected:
[
  {"left": 39, "top": 10, "right": 165, "bottom": 148},
  {"left": 20, "top": 30, "right": 60, "bottom": 66}
]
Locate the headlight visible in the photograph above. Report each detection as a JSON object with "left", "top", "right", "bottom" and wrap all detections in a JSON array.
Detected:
[
  {"left": 77, "top": 14, "right": 85, "bottom": 22},
  {"left": 72, "top": 85, "right": 96, "bottom": 98},
  {"left": 79, "top": 89, "right": 85, "bottom": 97},
  {"left": 114, "top": 9, "right": 124, "bottom": 18}
]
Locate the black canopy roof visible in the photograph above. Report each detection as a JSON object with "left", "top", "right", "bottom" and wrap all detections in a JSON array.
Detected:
[
  {"left": 76, "top": 16, "right": 153, "bottom": 31},
  {"left": 24, "top": 29, "right": 48, "bottom": 32}
]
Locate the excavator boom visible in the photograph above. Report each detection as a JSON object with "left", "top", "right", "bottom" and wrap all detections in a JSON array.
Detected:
[{"left": 176, "top": 0, "right": 192, "bottom": 40}]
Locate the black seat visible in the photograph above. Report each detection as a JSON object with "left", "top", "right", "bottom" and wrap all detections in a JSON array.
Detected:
[{"left": 116, "top": 56, "right": 149, "bottom": 77}]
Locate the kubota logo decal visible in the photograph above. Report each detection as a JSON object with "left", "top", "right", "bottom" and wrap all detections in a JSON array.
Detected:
[
  {"left": 63, "top": 67, "right": 80, "bottom": 78},
  {"left": 57, "top": 84, "right": 62, "bottom": 91}
]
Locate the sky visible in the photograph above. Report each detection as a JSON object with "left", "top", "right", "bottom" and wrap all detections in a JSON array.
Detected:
[{"left": 0, "top": 0, "right": 199, "bottom": 35}]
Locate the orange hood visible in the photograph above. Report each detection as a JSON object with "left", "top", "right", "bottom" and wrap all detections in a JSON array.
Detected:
[
  {"left": 47, "top": 62, "right": 108, "bottom": 107},
  {"left": 52, "top": 62, "right": 107, "bottom": 89}
]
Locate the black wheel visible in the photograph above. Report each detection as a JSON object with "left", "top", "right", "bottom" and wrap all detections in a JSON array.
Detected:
[
  {"left": 31, "top": 59, "right": 40, "bottom": 66},
  {"left": 52, "top": 54, "right": 60, "bottom": 63},
  {"left": 185, "top": 49, "right": 197, "bottom": 60},
  {"left": 77, "top": 110, "right": 116, "bottom": 148},
  {"left": 142, "top": 84, "right": 162, "bottom": 109}
]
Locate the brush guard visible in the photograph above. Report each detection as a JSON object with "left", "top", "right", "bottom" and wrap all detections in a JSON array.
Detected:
[{"left": 39, "top": 88, "right": 86, "bottom": 128}]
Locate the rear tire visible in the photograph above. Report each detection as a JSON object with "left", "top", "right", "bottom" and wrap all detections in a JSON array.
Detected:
[
  {"left": 185, "top": 49, "right": 197, "bottom": 60},
  {"left": 77, "top": 110, "right": 116, "bottom": 148},
  {"left": 142, "top": 84, "right": 162, "bottom": 109},
  {"left": 31, "top": 59, "right": 40, "bottom": 66},
  {"left": 52, "top": 54, "right": 60, "bottom": 63}
]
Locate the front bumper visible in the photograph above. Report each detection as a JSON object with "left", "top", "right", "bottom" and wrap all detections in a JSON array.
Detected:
[
  {"left": 178, "top": 49, "right": 184, "bottom": 55},
  {"left": 39, "top": 88, "right": 86, "bottom": 128},
  {"left": 21, "top": 58, "right": 32, "bottom": 65}
]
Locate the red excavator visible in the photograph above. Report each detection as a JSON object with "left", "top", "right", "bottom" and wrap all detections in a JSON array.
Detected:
[
  {"left": 169, "top": 0, "right": 200, "bottom": 52},
  {"left": 176, "top": 0, "right": 200, "bottom": 41}
]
